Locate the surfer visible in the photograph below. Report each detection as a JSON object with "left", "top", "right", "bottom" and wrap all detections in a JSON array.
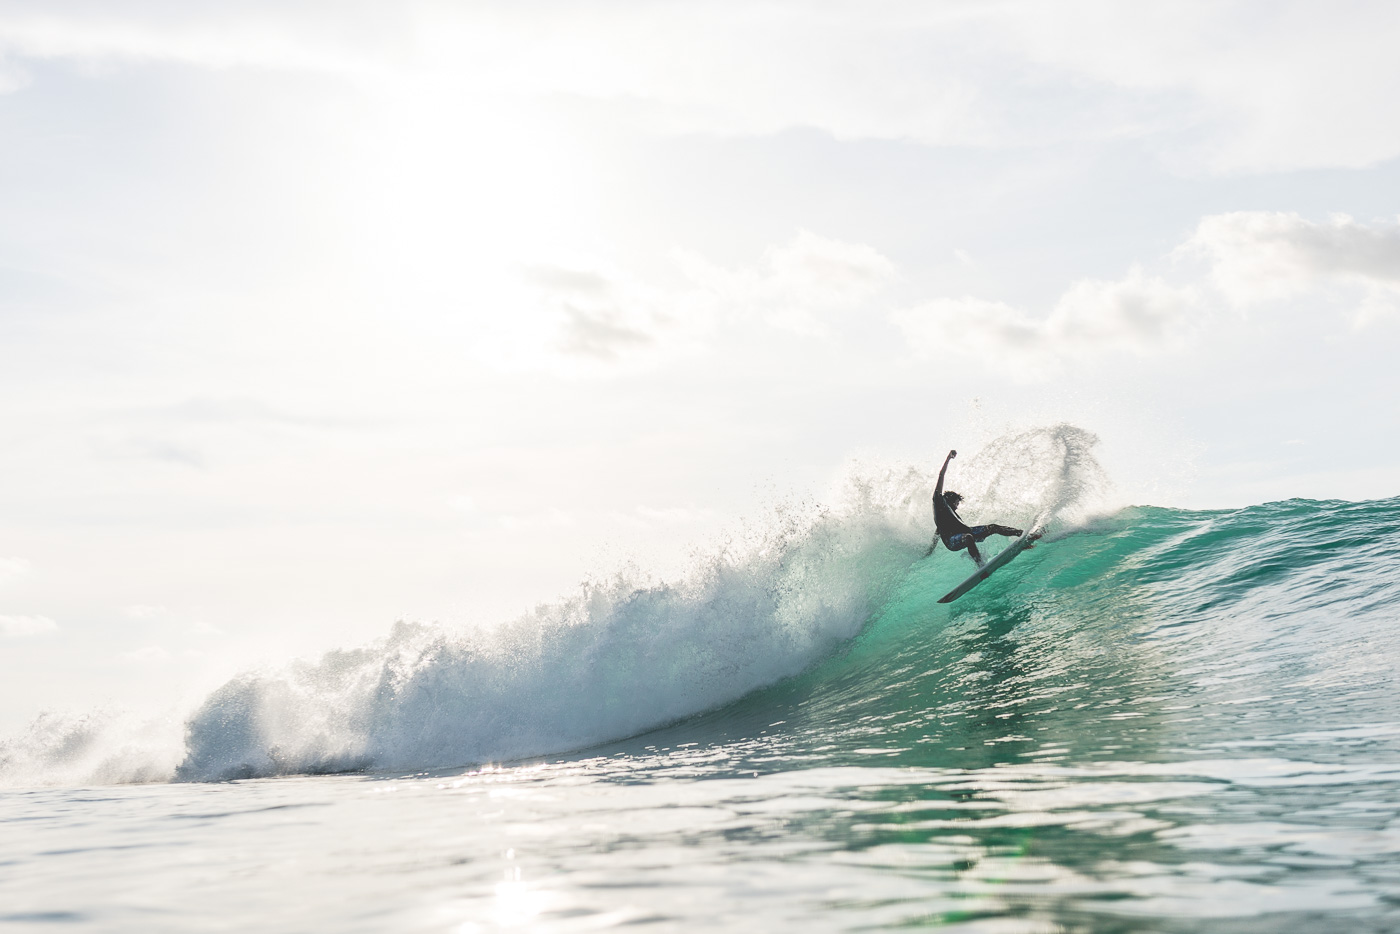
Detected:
[{"left": 928, "top": 449, "right": 1024, "bottom": 566}]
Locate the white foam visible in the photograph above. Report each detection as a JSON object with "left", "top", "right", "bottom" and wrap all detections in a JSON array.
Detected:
[{"left": 176, "top": 493, "right": 928, "bottom": 780}]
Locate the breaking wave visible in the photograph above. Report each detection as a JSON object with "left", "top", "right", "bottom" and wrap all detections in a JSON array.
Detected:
[{"left": 0, "top": 425, "right": 1171, "bottom": 785}]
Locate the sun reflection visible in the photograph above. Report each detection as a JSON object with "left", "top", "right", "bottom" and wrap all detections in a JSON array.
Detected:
[
  {"left": 492, "top": 877, "right": 554, "bottom": 928},
  {"left": 437, "top": 761, "right": 556, "bottom": 790}
]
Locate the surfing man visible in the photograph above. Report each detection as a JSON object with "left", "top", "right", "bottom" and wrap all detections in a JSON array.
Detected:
[{"left": 928, "top": 449, "right": 1024, "bottom": 566}]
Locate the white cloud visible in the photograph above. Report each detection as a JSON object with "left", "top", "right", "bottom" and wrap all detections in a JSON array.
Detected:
[
  {"left": 517, "top": 263, "right": 670, "bottom": 367},
  {"left": 892, "top": 296, "right": 1043, "bottom": 366},
  {"left": 406, "top": 3, "right": 1005, "bottom": 147},
  {"left": 506, "top": 231, "right": 895, "bottom": 372},
  {"left": 3, "top": 1, "right": 1399, "bottom": 174},
  {"left": 1049, "top": 269, "right": 1200, "bottom": 352},
  {"left": 893, "top": 268, "right": 1199, "bottom": 370},
  {"left": 896, "top": 211, "right": 1400, "bottom": 370},
  {"left": 0, "top": 557, "right": 32, "bottom": 589},
  {"left": 999, "top": 0, "right": 1400, "bottom": 173},
  {"left": 432, "top": 1, "right": 1400, "bottom": 170},
  {"left": 0, "top": 614, "right": 57, "bottom": 637},
  {"left": 1180, "top": 212, "right": 1400, "bottom": 322},
  {"left": 0, "top": 4, "right": 401, "bottom": 79},
  {"left": 764, "top": 229, "right": 898, "bottom": 305},
  {"left": 558, "top": 304, "right": 654, "bottom": 360},
  {"left": 4, "top": 2, "right": 1397, "bottom": 175},
  {"left": 677, "top": 229, "right": 895, "bottom": 337}
]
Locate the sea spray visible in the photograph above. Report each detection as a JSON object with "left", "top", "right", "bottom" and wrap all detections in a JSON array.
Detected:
[
  {"left": 956, "top": 423, "right": 1113, "bottom": 529},
  {"left": 0, "top": 708, "right": 185, "bottom": 788},
  {"left": 174, "top": 491, "right": 930, "bottom": 780}
]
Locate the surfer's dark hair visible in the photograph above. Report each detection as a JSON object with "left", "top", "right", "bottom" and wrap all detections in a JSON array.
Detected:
[{"left": 944, "top": 491, "right": 962, "bottom": 507}]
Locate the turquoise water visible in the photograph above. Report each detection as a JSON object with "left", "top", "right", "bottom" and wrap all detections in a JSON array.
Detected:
[{"left": 4, "top": 465, "right": 1400, "bottom": 930}]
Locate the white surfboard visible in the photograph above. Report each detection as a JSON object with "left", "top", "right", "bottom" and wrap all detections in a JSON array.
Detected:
[{"left": 937, "top": 527, "right": 1043, "bottom": 604}]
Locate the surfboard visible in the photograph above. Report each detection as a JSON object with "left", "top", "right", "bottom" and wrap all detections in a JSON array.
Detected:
[{"left": 938, "top": 527, "right": 1042, "bottom": 604}]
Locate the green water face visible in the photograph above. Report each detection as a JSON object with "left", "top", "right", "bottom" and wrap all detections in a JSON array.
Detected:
[{"left": 651, "top": 498, "right": 1400, "bottom": 774}]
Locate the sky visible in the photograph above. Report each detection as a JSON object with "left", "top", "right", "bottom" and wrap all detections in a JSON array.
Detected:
[{"left": 2, "top": 0, "right": 1398, "bottom": 731}]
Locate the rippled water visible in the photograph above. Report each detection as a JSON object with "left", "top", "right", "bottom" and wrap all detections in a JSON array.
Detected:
[{"left": 4, "top": 742, "right": 1400, "bottom": 931}]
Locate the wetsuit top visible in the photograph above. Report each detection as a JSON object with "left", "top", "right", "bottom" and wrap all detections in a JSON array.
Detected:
[{"left": 934, "top": 493, "right": 971, "bottom": 548}]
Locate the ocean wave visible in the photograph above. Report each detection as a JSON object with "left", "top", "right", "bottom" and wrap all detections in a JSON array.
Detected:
[{"left": 0, "top": 424, "right": 1180, "bottom": 785}]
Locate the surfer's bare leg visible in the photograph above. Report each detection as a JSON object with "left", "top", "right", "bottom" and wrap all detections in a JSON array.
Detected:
[{"left": 966, "top": 541, "right": 984, "bottom": 566}]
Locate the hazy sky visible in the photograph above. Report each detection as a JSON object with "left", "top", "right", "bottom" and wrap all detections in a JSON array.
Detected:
[{"left": 2, "top": 0, "right": 1398, "bottom": 730}]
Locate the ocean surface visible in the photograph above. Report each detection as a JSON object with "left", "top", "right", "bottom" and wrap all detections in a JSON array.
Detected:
[{"left": 3, "top": 428, "right": 1400, "bottom": 931}]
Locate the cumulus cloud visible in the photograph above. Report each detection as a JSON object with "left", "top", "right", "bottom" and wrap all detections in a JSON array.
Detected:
[
  {"left": 895, "top": 210, "right": 1400, "bottom": 370},
  {"left": 559, "top": 304, "right": 654, "bottom": 360},
  {"left": 1180, "top": 211, "right": 1400, "bottom": 322},
  {"left": 764, "top": 230, "right": 898, "bottom": 304},
  {"left": 516, "top": 231, "right": 896, "bottom": 369},
  {"left": 893, "top": 267, "right": 1198, "bottom": 370},
  {"left": 892, "top": 297, "right": 1040, "bottom": 364},
  {"left": 0, "top": 557, "right": 32, "bottom": 590},
  {"left": 520, "top": 264, "right": 663, "bottom": 364},
  {"left": 1051, "top": 270, "right": 1200, "bottom": 351},
  {"left": 0, "top": 614, "right": 57, "bottom": 638},
  {"left": 678, "top": 229, "right": 895, "bottom": 337}
]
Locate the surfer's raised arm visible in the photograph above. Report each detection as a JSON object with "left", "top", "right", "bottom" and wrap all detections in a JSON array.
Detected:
[{"left": 934, "top": 449, "right": 956, "bottom": 498}]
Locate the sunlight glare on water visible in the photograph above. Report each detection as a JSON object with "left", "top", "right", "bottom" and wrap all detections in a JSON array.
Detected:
[{"left": 6, "top": 740, "right": 1400, "bottom": 931}]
